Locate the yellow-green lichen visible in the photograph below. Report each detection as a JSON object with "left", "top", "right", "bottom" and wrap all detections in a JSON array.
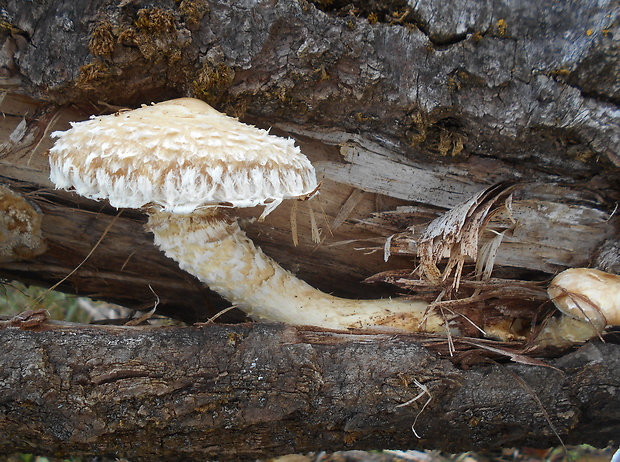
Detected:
[
  {"left": 227, "top": 332, "right": 244, "bottom": 346},
  {"left": 0, "top": 20, "right": 26, "bottom": 35},
  {"left": 447, "top": 70, "right": 486, "bottom": 93},
  {"left": 551, "top": 68, "right": 572, "bottom": 77},
  {"left": 313, "top": 65, "right": 330, "bottom": 81},
  {"left": 354, "top": 112, "right": 372, "bottom": 123},
  {"left": 496, "top": 19, "right": 508, "bottom": 37}
]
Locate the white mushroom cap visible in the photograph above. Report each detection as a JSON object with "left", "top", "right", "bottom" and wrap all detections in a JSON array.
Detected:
[
  {"left": 548, "top": 268, "right": 620, "bottom": 327},
  {"left": 49, "top": 98, "right": 318, "bottom": 214}
]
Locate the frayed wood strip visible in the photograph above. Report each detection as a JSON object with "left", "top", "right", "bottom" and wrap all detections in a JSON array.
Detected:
[
  {"left": 416, "top": 182, "right": 517, "bottom": 290},
  {"left": 384, "top": 233, "right": 395, "bottom": 262},
  {"left": 331, "top": 188, "right": 366, "bottom": 231},
  {"left": 308, "top": 202, "right": 321, "bottom": 244},
  {"left": 290, "top": 200, "right": 299, "bottom": 247},
  {"left": 475, "top": 230, "right": 505, "bottom": 283}
]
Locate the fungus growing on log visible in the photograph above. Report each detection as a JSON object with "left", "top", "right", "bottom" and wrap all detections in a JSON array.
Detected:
[
  {"left": 49, "top": 98, "right": 441, "bottom": 332},
  {"left": 537, "top": 268, "right": 620, "bottom": 344},
  {"left": 0, "top": 184, "right": 47, "bottom": 262}
]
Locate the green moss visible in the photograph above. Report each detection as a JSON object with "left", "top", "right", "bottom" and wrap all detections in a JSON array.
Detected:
[
  {"left": 89, "top": 21, "right": 115, "bottom": 56},
  {"left": 193, "top": 62, "right": 235, "bottom": 105},
  {"left": 405, "top": 111, "right": 430, "bottom": 147},
  {"left": 176, "top": 0, "right": 209, "bottom": 27},
  {"left": 405, "top": 110, "right": 468, "bottom": 157},
  {"left": 134, "top": 8, "right": 176, "bottom": 34},
  {"left": 75, "top": 60, "right": 116, "bottom": 91},
  {"left": 130, "top": 8, "right": 184, "bottom": 62},
  {"left": 438, "top": 129, "right": 466, "bottom": 157}
]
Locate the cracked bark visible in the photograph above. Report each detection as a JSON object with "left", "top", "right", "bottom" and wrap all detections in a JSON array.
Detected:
[
  {"left": 0, "top": 0, "right": 619, "bottom": 459},
  {"left": 0, "top": 321, "right": 619, "bottom": 461}
]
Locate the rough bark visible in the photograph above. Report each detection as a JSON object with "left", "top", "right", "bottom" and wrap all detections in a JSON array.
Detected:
[
  {"left": 1, "top": 320, "right": 619, "bottom": 461},
  {"left": 3, "top": 0, "right": 620, "bottom": 166}
]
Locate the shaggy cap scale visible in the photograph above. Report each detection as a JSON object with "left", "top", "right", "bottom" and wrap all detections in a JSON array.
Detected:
[{"left": 49, "top": 98, "right": 318, "bottom": 214}]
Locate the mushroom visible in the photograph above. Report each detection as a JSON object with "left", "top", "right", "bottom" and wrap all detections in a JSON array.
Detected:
[
  {"left": 538, "top": 268, "right": 620, "bottom": 344},
  {"left": 49, "top": 98, "right": 443, "bottom": 332}
]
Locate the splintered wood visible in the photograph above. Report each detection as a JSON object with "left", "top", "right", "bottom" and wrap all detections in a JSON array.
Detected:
[
  {"left": 366, "top": 182, "right": 616, "bottom": 341},
  {"left": 378, "top": 185, "right": 615, "bottom": 276},
  {"left": 0, "top": 94, "right": 617, "bottom": 331},
  {"left": 415, "top": 182, "right": 517, "bottom": 291}
]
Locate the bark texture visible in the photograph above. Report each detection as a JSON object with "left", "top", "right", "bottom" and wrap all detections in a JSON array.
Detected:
[
  {"left": 3, "top": 0, "right": 620, "bottom": 167},
  {"left": 0, "top": 320, "right": 619, "bottom": 461}
]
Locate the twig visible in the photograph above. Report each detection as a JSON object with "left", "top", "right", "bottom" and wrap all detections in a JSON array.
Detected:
[{"left": 33, "top": 210, "right": 122, "bottom": 307}]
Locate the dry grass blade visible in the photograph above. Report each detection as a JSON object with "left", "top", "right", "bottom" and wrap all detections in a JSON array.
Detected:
[
  {"left": 460, "top": 339, "right": 561, "bottom": 370},
  {"left": 33, "top": 211, "right": 122, "bottom": 307},
  {"left": 395, "top": 378, "right": 433, "bottom": 438},
  {"left": 308, "top": 201, "right": 322, "bottom": 244},
  {"left": 198, "top": 304, "right": 241, "bottom": 325},
  {"left": 331, "top": 188, "right": 366, "bottom": 230},
  {"left": 290, "top": 199, "right": 299, "bottom": 247}
]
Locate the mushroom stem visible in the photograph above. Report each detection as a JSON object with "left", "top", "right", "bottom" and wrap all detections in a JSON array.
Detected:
[{"left": 147, "top": 209, "right": 443, "bottom": 332}]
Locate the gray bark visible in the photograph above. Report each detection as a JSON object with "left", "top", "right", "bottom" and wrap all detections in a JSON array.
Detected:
[
  {"left": 3, "top": 0, "right": 620, "bottom": 169},
  {"left": 0, "top": 320, "right": 619, "bottom": 461}
]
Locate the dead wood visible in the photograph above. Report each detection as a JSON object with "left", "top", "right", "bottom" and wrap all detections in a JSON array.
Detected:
[
  {"left": 0, "top": 0, "right": 619, "bottom": 458},
  {"left": 0, "top": 320, "right": 619, "bottom": 461}
]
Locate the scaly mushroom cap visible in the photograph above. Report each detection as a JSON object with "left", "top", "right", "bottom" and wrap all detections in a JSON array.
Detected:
[
  {"left": 548, "top": 268, "right": 620, "bottom": 326},
  {"left": 49, "top": 98, "right": 318, "bottom": 214}
]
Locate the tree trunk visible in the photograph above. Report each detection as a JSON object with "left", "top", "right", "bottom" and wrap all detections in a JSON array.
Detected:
[
  {"left": 1, "top": 320, "right": 619, "bottom": 461},
  {"left": 0, "top": 0, "right": 619, "bottom": 459}
]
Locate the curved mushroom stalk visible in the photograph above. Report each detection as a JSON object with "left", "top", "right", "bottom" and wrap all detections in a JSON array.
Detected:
[
  {"left": 537, "top": 268, "right": 620, "bottom": 345},
  {"left": 147, "top": 209, "right": 443, "bottom": 332}
]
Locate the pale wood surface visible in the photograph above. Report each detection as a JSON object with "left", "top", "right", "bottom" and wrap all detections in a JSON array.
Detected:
[{"left": 0, "top": 91, "right": 617, "bottom": 320}]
